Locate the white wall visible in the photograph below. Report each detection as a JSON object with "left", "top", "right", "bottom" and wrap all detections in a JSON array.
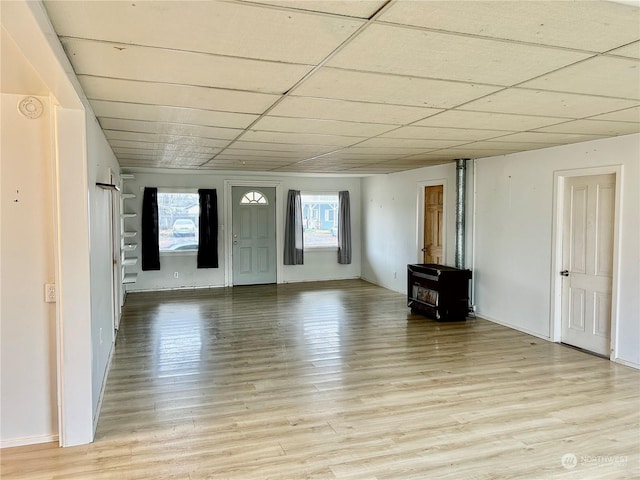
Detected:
[
  {"left": 0, "top": 94, "right": 58, "bottom": 447},
  {"left": 86, "top": 114, "right": 121, "bottom": 421},
  {"left": 123, "top": 171, "right": 361, "bottom": 291},
  {"left": 474, "top": 134, "right": 639, "bottom": 367},
  {"left": 361, "top": 162, "right": 474, "bottom": 292}
]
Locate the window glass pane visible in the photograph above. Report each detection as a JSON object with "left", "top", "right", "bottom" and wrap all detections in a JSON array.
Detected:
[
  {"left": 158, "top": 192, "right": 199, "bottom": 252},
  {"left": 240, "top": 191, "right": 268, "bottom": 205},
  {"left": 301, "top": 194, "right": 338, "bottom": 248}
]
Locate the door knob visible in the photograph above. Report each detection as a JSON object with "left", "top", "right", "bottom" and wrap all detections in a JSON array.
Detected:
[{"left": 560, "top": 270, "right": 569, "bottom": 277}]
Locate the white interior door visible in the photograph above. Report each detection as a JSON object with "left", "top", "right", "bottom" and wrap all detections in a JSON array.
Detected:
[
  {"left": 561, "top": 174, "right": 615, "bottom": 356},
  {"left": 231, "top": 187, "right": 276, "bottom": 286}
]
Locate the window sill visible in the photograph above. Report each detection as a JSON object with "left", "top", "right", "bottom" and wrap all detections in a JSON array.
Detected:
[
  {"left": 159, "top": 251, "right": 198, "bottom": 257},
  {"left": 304, "top": 247, "right": 338, "bottom": 253}
]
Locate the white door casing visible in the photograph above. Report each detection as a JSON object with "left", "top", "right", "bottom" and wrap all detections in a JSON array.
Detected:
[{"left": 560, "top": 174, "right": 616, "bottom": 356}]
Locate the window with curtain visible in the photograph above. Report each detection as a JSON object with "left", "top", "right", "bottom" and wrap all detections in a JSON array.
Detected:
[
  {"left": 284, "top": 190, "right": 304, "bottom": 265},
  {"left": 157, "top": 191, "right": 199, "bottom": 252},
  {"left": 301, "top": 193, "right": 339, "bottom": 248}
]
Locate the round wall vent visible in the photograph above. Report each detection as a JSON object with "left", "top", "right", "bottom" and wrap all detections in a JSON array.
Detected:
[{"left": 18, "top": 96, "right": 44, "bottom": 119}]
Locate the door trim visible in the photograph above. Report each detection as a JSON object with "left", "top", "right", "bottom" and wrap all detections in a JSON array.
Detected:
[
  {"left": 416, "top": 179, "right": 447, "bottom": 264},
  {"left": 550, "top": 165, "right": 623, "bottom": 361},
  {"left": 224, "top": 180, "right": 283, "bottom": 286}
]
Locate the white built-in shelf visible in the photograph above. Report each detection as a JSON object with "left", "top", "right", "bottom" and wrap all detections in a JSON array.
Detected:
[
  {"left": 122, "top": 257, "right": 138, "bottom": 266},
  {"left": 123, "top": 243, "right": 138, "bottom": 251},
  {"left": 121, "top": 193, "right": 136, "bottom": 199},
  {"left": 122, "top": 212, "right": 137, "bottom": 218},
  {"left": 123, "top": 231, "right": 137, "bottom": 238},
  {"left": 123, "top": 273, "right": 138, "bottom": 284}
]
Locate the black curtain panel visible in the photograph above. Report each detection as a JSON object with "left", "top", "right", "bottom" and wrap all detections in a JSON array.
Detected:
[
  {"left": 284, "top": 190, "right": 304, "bottom": 265},
  {"left": 338, "top": 190, "right": 352, "bottom": 264},
  {"left": 141, "top": 187, "right": 160, "bottom": 271},
  {"left": 197, "top": 189, "right": 219, "bottom": 268}
]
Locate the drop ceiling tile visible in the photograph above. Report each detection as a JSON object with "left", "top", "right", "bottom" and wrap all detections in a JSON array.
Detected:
[
  {"left": 240, "top": 130, "right": 364, "bottom": 146},
  {"left": 342, "top": 146, "right": 431, "bottom": 155},
  {"left": 80, "top": 76, "right": 279, "bottom": 114},
  {"left": 460, "top": 141, "right": 559, "bottom": 151},
  {"left": 608, "top": 41, "right": 640, "bottom": 60},
  {"left": 270, "top": 96, "right": 442, "bottom": 124},
  {"left": 242, "top": 0, "right": 387, "bottom": 18},
  {"left": 45, "top": 0, "right": 364, "bottom": 64},
  {"left": 493, "top": 131, "right": 607, "bottom": 144},
  {"left": 221, "top": 149, "right": 307, "bottom": 158},
  {"left": 534, "top": 120, "right": 640, "bottom": 136},
  {"left": 326, "top": 24, "right": 590, "bottom": 86},
  {"left": 430, "top": 148, "right": 521, "bottom": 158},
  {"left": 463, "top": 89, "right": 640, "bottom": 118},
  {"left": 228, "top": 141, "right": 336, "bottom": 153},
  {"left": 214, "top": 155, "right": 300, "bottom": 164},
  {"left": 99, "top": 118, "right": 242, "bottom": 140},
  {"left": 415, "top": 110, "right": 569, "bottom": 131},
  {"left": 351, "top": 137, "right": 463, "bottom": 150},
  {"left": 381, "top": 126, "right": 508, "bottom": 141},
  {"left": 92, "top": 100, "right": 257, "bottom": 129},
  {"left": 589, "top": 106, "right": 640, "bottom": 123},
  {"left": 380, "top": 0, "right": 640, "bottom": 53},
  {"left": 252, "top": 116, "right": 397, "bottom": 137},
  {"left": 108, "top": 139, "right": 220, "bottom": 154},
  {"left": 521, "top": 57, "right": 640, "bottom": 100},
  {"left": 62, "top": 38, "right": 311, "bottom": 94},
  {"left": 294, "top": 68, "right": 501, "bottom": 108},
  {"left": 112, "top": 147, "right": 214, "bottom": 159},
  {"left": 104, "top": 130, "right": 232, "bottom": 149}
]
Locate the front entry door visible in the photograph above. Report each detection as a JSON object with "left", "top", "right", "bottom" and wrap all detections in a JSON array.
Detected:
[
  {"left": 423, "top": 185, "right": 443, "bottom": 264},
  {"left": 561, "top": 174, "right": 615, "bottom": 356},
  {"left": 232, "top": 187, "right": 276, "bottom": 286}
]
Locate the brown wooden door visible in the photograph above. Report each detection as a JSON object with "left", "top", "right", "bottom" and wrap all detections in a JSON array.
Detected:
[{"left": 423, "top": 185, "right": 443, "bottom": 264}]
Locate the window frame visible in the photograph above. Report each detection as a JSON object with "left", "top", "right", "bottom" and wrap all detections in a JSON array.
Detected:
[
  {"left": 156, "top": 188, "right": 200, "bottom": 256},
  {"left": 300, "top": 192, "right": 339, "bottom": 251}
]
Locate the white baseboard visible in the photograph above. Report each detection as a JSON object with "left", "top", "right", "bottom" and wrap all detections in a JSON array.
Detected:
[
  {"left": 475, "top": 311, "right": 552, "bottom": 341},
  {"left": 1, "top": 433, "right": 59, "bottom": 449},
  {"left": 613, "top": 357, "right": 640, "bottom": 370}
]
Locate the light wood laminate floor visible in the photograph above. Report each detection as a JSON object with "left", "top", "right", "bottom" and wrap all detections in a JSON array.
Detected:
[{"left": 2, "top": 280, "right": 638, "bottom": 479}]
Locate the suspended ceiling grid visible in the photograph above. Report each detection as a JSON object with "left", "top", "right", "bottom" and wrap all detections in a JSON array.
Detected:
[{"left": 43, "top": 0, "right": 640, "bottom": 174}]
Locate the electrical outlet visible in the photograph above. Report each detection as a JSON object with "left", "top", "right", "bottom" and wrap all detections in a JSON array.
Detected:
[
  {"left": 174, "top": 272, "right": 179, "bottom": 278},
  {"left": 45, "top": 284, "right": 56, "bottom": 303}
]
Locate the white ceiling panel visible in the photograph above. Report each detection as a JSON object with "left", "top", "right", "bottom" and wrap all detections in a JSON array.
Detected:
[
  {"left": 463, "top": 89, "right": 640, "bottom": 118},
  {"left": 79, "top": 76, "right": 280, "bottom": 114},
  {"left": 108, "top": 139, "right": 220, "bottom": 154},
  {"left": 353, "top": 137, "right": 464, "bottom": 150},
  {"left": 104, "top": 130, "right": 232, "bottom": 149},
  {"left": 99, "top": 118, "right": 242, "bottom": 140},
  {"left": 521, "top": 57, "right": 640, "bottom": 100},
  {"left": 227, "top": 141, "right": 337, "bottom": 153},
  {"left": 61, "top": 38, "right": 312, "bottom": 94},
  {"left": 92, "top": 100, "right": 258, "bottom": 129},
  {"left": 326, "top": 24, "right": 590, "bottom": 86},
  {"left": 492, "top": 131, "right": 607, "bottom": 145},
  {"left": 415, "top": 110, "right": 568, "bottom": 131},
  {"left": 381, "top": 126, "right": 509, "bottom": 141},
  {"left": 380, "top": 0, "right": 640, "bottom": 53},
  {"left": 45, "top": 0, "right": 363, "bottom": 64},
  {"left": 294, "top": 68, "right": 501, "bottom": 108},
  {"left": 240, "top": 131, "right": 365, "bottom": 147},
  {"left": 589, "top": 106, "right": 640, "bottom": 123},
  {"left": 534, "top": 120, "right": 640, "bottom": 136},
  {"left": 251, "top": 116, "right": 397, "bottom": 137},
  {"left": 242, "top": 0, "right": 387, "bottom": 18},
  {"left": 269, "top": 96, "right": 442, "bottom": 124},
  {"left": 41, "top": 0, "right": 640, "bottom": 174},
  {"left": 609, "top": 42, "right": 640, "bottom": 60}
]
